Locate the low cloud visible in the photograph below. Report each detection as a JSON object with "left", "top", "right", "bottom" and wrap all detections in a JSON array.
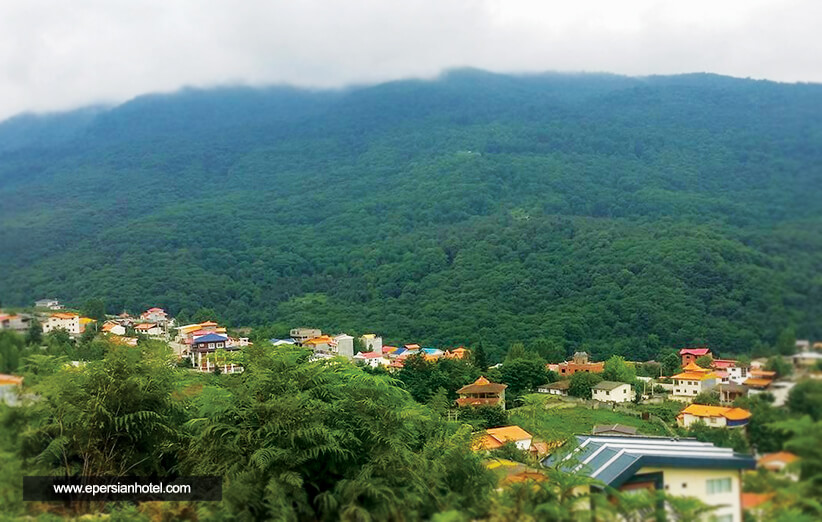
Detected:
[{"left": 0, "top": 0, "right": 820, "bottom": 119}]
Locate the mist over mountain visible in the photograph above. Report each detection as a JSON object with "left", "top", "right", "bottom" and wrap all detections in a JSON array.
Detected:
[{"left": 1, "top": 69, "right": 821, "bottom": 360}]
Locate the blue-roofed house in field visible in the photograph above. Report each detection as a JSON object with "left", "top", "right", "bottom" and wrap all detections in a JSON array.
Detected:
[
  {"left": 190, "top": 333, "right": 242, "bottom": 374},
  {"left": 543, "top": 435, "right": 755, "bottom": 522}
]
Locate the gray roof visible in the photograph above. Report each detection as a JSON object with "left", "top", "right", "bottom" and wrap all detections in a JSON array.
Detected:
[
  {"left": 718, "top": 383, "right": 748, "bottom": 393},
  {"left": 541, "top": 380, "right": 570, "bottom": 390},
  {"left": 543, "top": 435, "right": 755, "bottom": 488},
  {"left": 592, "top": 380, "right": 629, "bottom": 391},
  {"left": 592, "top": 424, "right": 638, "bottom": 435}
]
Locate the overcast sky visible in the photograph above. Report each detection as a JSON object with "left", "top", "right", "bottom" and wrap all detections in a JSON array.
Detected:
[{"left": 1, "top": 0, "right": 820, "bottom": 120}]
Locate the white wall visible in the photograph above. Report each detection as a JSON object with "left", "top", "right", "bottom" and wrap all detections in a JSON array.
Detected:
[{"left": 639, "top": 467, "right": 742, "bottom": 522}]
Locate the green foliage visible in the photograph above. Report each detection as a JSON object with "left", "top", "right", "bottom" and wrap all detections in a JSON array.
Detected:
[
  {"left": 568, "top": 372, "right": 603, "bottom": 399},
  {"left": 765, "top": 356, "right": 793, "bottom": 378},
  {"left": 397, "top": 353, "right": 479, "bottom": 403},
  {"left": 685, "top": 421, "right": 750, "bottom": 453},
  {"left": 695, "top": 355, "right": 713, "bottom": 368},
  {"left": 184, "top": 345, "right": 495, "bottom": 520},
  {"left": 527, "top": 338, "right": 565, "bottom": 364},
  {"left": 458, "top": 405, "right": 508, "bottom": 429},
  {"left": 0, "top": 331, "right": 27, "bottom": 373},
  {"left": 603, "top": 355, "right": 636, "bottom": 383},
  {"left": 692, "top": 390, "right": 721, "bottom": 406},
  {"left": 506, "top": 343, "right": 527, "bottom": 361},
  {"left": 776, "top": 327, "right": 797, "bottom": 356},
  {"left": 81, "top": 298, "right": 106, "bottom": 322},
  {"left": 25, "top": 319, "right": 42, "bottom": 346},
  {"left": 787, "top": 380, "right": 822, "bottom": 421},
  {"left": 736, "top": 395, "right": 785, "bottom": 453},
  {"left": 499, "top": 357, "right": 551, "bottom": 405},
  {"left": 661, "top": 352, "right": 681, "bottom": 377},
  {"left": 1, "top": 73, "right": 821, "bottom": 360},
  {"left": 472, "top": 342, "right": 488, "bottom": 372}
]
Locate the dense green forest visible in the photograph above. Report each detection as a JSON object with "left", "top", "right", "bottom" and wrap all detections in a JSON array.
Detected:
[{"left": 1, "top": 70, "right": 821, "bottom": 360}]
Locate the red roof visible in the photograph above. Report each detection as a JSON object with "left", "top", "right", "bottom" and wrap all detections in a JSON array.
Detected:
[
  {"left": 712, "top": 359, "right": 737, "bottom": 369},
  {"left": 679, "top": 348, "right": 711, "bottom": 356},
  {"left": 741, "top": 493, "right": 773, "bottom": 510},
  {"left": 146, "top": 307, "right": 165, "bottom": 313},
  {"left": 357, "top": 351, "right": 384, "bottom": 359}
]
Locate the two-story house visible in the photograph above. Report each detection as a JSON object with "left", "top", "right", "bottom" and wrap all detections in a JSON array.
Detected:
[
  {"left": 671, "top": 361, "right": 718, "bottom": 402},
  {"left": 456, "top": 376, "right": 507, "bottom": 410}
]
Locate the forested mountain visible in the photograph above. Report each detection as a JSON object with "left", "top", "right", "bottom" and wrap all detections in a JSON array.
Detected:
[{"left": 1, "top": 69, "right": 821, "bottom": 360}]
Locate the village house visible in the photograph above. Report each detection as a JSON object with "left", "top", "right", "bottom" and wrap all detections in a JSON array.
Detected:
[
  {"left": 679, "top": 347, "right": 712, "bottom": 367},
  {"left": 545, "top": 435, "right": 755, "bottom": 522},
  {"left": 353, "top": 350, "right": 389, "bottom": 367},
  {"left": 473, "top": 425, "right": 533, "bottom": 451},
  {"left": 334, "top": 334, "right": 354, "bottom": 359},
  {"left": 42, "top": 312, "right": 81, "bottom": 335},
  {"left": 34, "top": 298, "right": 63, "bottom": 310},
  {"left": 537, "top": 380, "right": 570, "bottom": 396},
  {"left": 0, "top": 374, "right": 23, "bottom": 406},
  {"left": 757, "top": 452, "right": 799, "bottom": 479},
  {"left": 101, "top": 321, "right": 126, "bottom": 336},
  {"left": 302, "top": 335, "right": 336, "bottom": 353},
  {"left": 134, "top": 323, "right": 164, "bottom": 336},
  {"left": 677, "top": 404, "right": 752, "bottom": 429},
  {"left": 290, "top": 328, "right": 323, "bottom": 344},
  {"left": 456, "top": 376, "right": 507, "bottom": 409},
  {"left": 791, "top": 351, "right": 822, "bottom": 368},
  {"left": 670, "top": 361, "right": 719, "bottom": 402},
  {"left": 140, "top": 307, "right": 169, "bottom": 325},
  {"left": 0, "top": 312, "right": 31, "bottom": 333},
  {"left": 554, "top": 351, "right": 605, "bottom": 377},
  {"left": 717, "top": 383, "right": 748, "bottom": 404},
  {"left": 592, "top": 381, "right": 635, "bottom": 403},
  {"left": 444, "top": 346, "right": 470, "bottom": 359},
  {"left": 360, "top": 333, "right": 383, "bottom": 353},
  {"left": 189, "top": 333, "right": 242, "bottom": 374}
]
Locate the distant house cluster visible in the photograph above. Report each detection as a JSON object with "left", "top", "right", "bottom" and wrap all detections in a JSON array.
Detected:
[{"left": 273, "top": 328, "right": 470, "bottom": 370}]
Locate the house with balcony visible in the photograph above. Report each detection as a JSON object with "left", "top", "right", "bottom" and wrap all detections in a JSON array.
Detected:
[
  {"left": 456, "top": 376, "right": 507, "bottom": 409},
  {"left": 189, "top": 333, "right": 242, "bottom": 374}
]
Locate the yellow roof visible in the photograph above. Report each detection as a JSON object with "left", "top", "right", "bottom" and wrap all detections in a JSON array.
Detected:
[
  {"left": 79, "top": 317, "right": 95, "bottom": 324},
  {"left": 681, "top": 404, "right": 751, "bottom": 420},
  {"left": 486, "top": 425, "right": 533, "bottom": 443},
  {"left": 672, "top": 371, "right": 717, "bottom": 381},
  {"left": 361, "top": 334, "right": 376, "bottom": 339}
]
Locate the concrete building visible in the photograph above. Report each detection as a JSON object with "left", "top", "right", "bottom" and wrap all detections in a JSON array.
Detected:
[
  {"left": 671, "top": 361, "right": 718, "bottom": 402},
  {"left": 290, "top": 328, "right": 323, "bottom": 344},
  {"left": 555, "top": 352, "right": 605, "bottom": 377},
  {"left": 42, "top": 313, "right": 80, "bottom": 335},
  {"left": 34, "top": 299, "right": 63, "bottom": 310},
  {"left": 334, "top": 334, "right": 354, "bottom": 359},
  {"left": 361, "top": 333, "right": 383, "bottom": 354},
  {"left": 592, "top": 381, "right": 634, "bottom": 403}
]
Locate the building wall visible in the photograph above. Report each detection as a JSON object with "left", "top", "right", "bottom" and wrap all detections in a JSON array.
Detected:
[
  {"left": 679, "top": 413, "right": 728, "bottom": 428},
  {"left": 639, "top": 466, "right": 742, "bottom": 522},
  {"left": 592, "top": 384, "right": 633, "bottom": 403},
  {"left": 43, "top": 316, "right": 80, "bottom": 335}
]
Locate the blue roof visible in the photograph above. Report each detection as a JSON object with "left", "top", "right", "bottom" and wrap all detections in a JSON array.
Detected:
[
  {"left": 543, "top": 435, "right": 755, "bottom": 488},
  {"left": 193, "top": 333, "right": 228, "bottom": 343}
]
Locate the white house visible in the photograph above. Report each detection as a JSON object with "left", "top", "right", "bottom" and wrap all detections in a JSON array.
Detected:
[
  {"left": 537, "top": 380, "right": 570, "bottom": 396},
  {"left": 43, "top": 313, "right": 80, "bottom": 335},
  {"left": 671, "top": 362, "right": 719, "bottom": 402},
  {"left": 353, "top": 351, "right": 388, "bottom": 367},
  {"left": 677, "top": 404, "right": 752, "bottom": 429},
  {"left": 592, "top": 381, "right": 634, "bottom": 403},
  {"left": 140, "top": 307, "right": 169, "bottom": 325},
  {"left": 134, "top": 323, "right": 163, "bottom": 336},
  {"left": 35, "top": 299, "right": 63, "bottom": 310},
  {"left": 101, "top": 321, "right": 126, "bottom": 336},
  {"left": 361, "top": 334, "right": 383, "bottom": 354},
  {"left": 334, "top": 334, "right": 354, "bottom": 359},
  {"left": 545, "top": 435, "right": 755, "bottom": 522}
]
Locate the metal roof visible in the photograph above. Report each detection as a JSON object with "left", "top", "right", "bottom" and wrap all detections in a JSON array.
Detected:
[{"left": 543, "top": 435, "right": 755, "bottom": 488}]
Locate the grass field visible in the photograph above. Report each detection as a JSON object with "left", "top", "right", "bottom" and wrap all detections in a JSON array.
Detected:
[{"left": 508, "top": 394, "right": 670, "bottom": 443}]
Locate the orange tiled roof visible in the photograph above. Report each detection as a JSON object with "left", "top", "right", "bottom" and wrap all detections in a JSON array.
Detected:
[
  {"left": 135, "top": 323, "right": 156, "bottom": 330},
  {"left": 0, "top": 374, "right": 23, "bottom": 386},
  {"left": 680, "top": 404, "right": 751, "bottom": 420},
  {"left": 758, "top": 451, "right": 798, "bottom": 467},
  {"left": 741, "top": 493, "right": 773, "bottom": 510},
  {"left": 486, "top": 425, "right": 532, "bottom": 443},
  {"left": 304, "top": 335, "right": 335, "bottom": 345},
  {"left": 51, "top": 312, "right": 78, "bottom": 320},
  {"left": 744, "top": 378, "right": 773, "bottom": 388},
  {"left": 457, "top": 376, "right": 507, "bottom": 395}
]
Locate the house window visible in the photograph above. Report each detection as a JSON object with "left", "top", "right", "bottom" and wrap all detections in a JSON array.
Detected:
[{"left": 706, "top": 478, "right": 732, "bottom": 494}]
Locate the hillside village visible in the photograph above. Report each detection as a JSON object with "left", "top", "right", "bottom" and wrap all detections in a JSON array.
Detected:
[{"left": 1, "top": 299, "right": 821, "bottom": 521}]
